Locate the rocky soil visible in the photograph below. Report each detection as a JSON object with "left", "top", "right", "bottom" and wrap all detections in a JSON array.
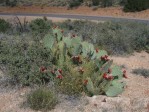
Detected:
[{"left": 0, "top": 51, "right": 149, "bottom": 112}]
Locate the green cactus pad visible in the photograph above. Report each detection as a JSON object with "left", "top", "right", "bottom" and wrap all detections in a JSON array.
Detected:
[
  {"left": 105, "top": 80, "right": 124, "bottom": 97},
  {"left": 53, "top": 28, "right": 63, "bottom": 42},
  {"left": 71, "top": 37, "right": 82, "bottom": 55},
  {"left": 81, "top": 42, "right": 94, "bottom": 58},
  {"left": 43, "top": 34, "right": 55, "bottom": 50},
  {"left": 96, "top": 50, "right": 108, "bottom": 59},
  {"left": 100, "top": 60, "right": 113, "bottom": 73},
  {"left": 111, "top": 65, "right": 123, "bottom": 80},
  {"left": 63, "top": 37, "right": 72, "bottom": 48},
  {"left": 86, "top": 77, "right": 95, "bottom": 95}
]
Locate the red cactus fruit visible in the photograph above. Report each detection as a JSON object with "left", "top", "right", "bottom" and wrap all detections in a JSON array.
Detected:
[
  {"left": 72, "top": 34, "right": 76, "bottom": 38},
  {"left": 123, "top": 70, "right": 128, "bottom": 78},
  {"left": 100, "top": 56, "right": 104, "bottom": 60},
  {"left": 108, "top": 69, "right": 112, "bottom": 74},
  {"left": 77, "top": 56, "right": 80, "bottom": 61},
  {"left": 57, "top": 75, "right": 63, "bottom": 79},
  {"left": 40, "top": 66, "right": 47, "bottom": 72},
  {"left": 84, "top": 80, "right": 88, "bottom": 85},
  {"left": 107, "top": 75, "right": 114, "bottom": 80},
  {"left": 96, "top": 48, "right": 99, "bottom": 53},
  {"left": 53, "top": 25, "right": 57, "bottom": 29},
  {"left": 105, "top": 55, "right": 108, "bottom": 58},
  {"left": 72, "top": 56, "right": 81, "bottom": 63},
  {"left": 123, "top": 70, "right": 126, "bottom": 74},
  {"left": 123, "top": 73, "right": 128, "bottom": 79},
  {"left": 103, "top": 73, "right": 108, "bottom": 79},
  {"left": 58, "top": 69, "right": 62, "bottom": 74},
  {"left": 101, "top": 55, "right": 110, "bottom": 61}
]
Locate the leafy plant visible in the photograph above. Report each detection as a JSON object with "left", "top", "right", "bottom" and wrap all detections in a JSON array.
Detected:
[
  {"left": 27, "top": 88, "right": 57, "bottom": 111},
  {"left": 132, "top": 68, "right": 149, "bottom": 78},
  {"left": 0, "top": 19, "right": 11, "bottom": 33},
  {"left": 42, "top": 27, "right": 127, "bottom": 97}
]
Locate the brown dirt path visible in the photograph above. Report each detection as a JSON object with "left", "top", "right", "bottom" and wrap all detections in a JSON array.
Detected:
[{"left": 0, "top": 6, "right": 149, "bottom": 20}]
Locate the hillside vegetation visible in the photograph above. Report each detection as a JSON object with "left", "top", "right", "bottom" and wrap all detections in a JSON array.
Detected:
[
  {"left": 0, "top": 17, "right": 149, "bottom": 111},
  {"left": 1, "top": 0, "right": 149, "bottom": 12}
]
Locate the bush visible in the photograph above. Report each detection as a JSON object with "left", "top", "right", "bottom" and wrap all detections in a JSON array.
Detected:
[
  {"left": 132, "top": 68, "right": 149, "bottom": 78},
  {"left": 0, "top": 19, "right": 11, "bottom": 33},
  {"left": 0, "top": 35, "right": 53, "bottom": 85},
  {"left": 83, "top": 0, "right": 124, "bottom": 7},
  {"left": 29, "top": 18, "right": 52, "bottom": 35},
  {"left": 27, "top": 88, "right": 57, "bottom": 111},
  {"left": 124, "top": 0, "right": 149, "bottom": 12},
  {"left": 68, "top": 0, "right": 83, "bottom": 8},
  {"left": 5, "top": 0, "right": 17, "bottom": 7}
]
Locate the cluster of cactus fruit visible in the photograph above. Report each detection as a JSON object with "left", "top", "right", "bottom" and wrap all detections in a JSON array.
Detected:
[
  {"left": 42, "top": 26, "right": 128, "bottom": 97},
  {"left": 40, "top": 66, "right": 63, "bottom": 79}
]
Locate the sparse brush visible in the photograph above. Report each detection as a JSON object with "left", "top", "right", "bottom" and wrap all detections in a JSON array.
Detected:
[
  {"left": 0, "top": 36, "right": 53, "bottom": 85},
  {"left": 27, "top": 88, "right": 57, "bottom": 111},
  {"left": 132, "top": 68, "right": 149, "bottom": 78}
]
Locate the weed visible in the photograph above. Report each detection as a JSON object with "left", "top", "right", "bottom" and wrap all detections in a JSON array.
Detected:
[
  {"left": 27, "top": 88, "right": 57, "bottom": 111},
  {"left": 132, "top": 68, "right": 149, "bottom": 78}
]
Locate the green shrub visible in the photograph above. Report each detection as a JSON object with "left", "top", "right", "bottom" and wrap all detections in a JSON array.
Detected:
[
  {"left": 132, "top": 68, "right": 149, "bottom": 78},
  {"left": 68, "top": 0, "right": 83, "bottom": 8},
  {"left": 5, "top": 0, "right": 17, "bottom": 7},
  {"left": 83, "top": 0, "right": 124, "bottom": 7},
  {"left": 100, "top": 0, "right": 113, "bottom": 7},
  {"left": 27, "top": 88, "right": 57, "bottom": 111},
  {"left": 124, "top": 0, "right": 149, "bottom": 12},
  {"left": 0, "top": 19, "right": 11, "bottom": 33},
  {"left": 29, "top": 18, "right": 52, "bottom": 35},
  {"left": 0, "top": 35, "right": 53, "bottom": 85}
]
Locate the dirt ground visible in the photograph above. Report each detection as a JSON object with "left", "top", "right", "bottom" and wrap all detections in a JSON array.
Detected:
[
  {"left": 0, "top": 51, "right": 149, "bottom": 112},
  {"left": 0, "top": 6, "right": 149, "bottom": 20}
]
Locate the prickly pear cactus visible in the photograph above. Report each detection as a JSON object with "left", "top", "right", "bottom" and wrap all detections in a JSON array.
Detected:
[{"left": 43, "top": 27, "right": 127, "bottom": 97}]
